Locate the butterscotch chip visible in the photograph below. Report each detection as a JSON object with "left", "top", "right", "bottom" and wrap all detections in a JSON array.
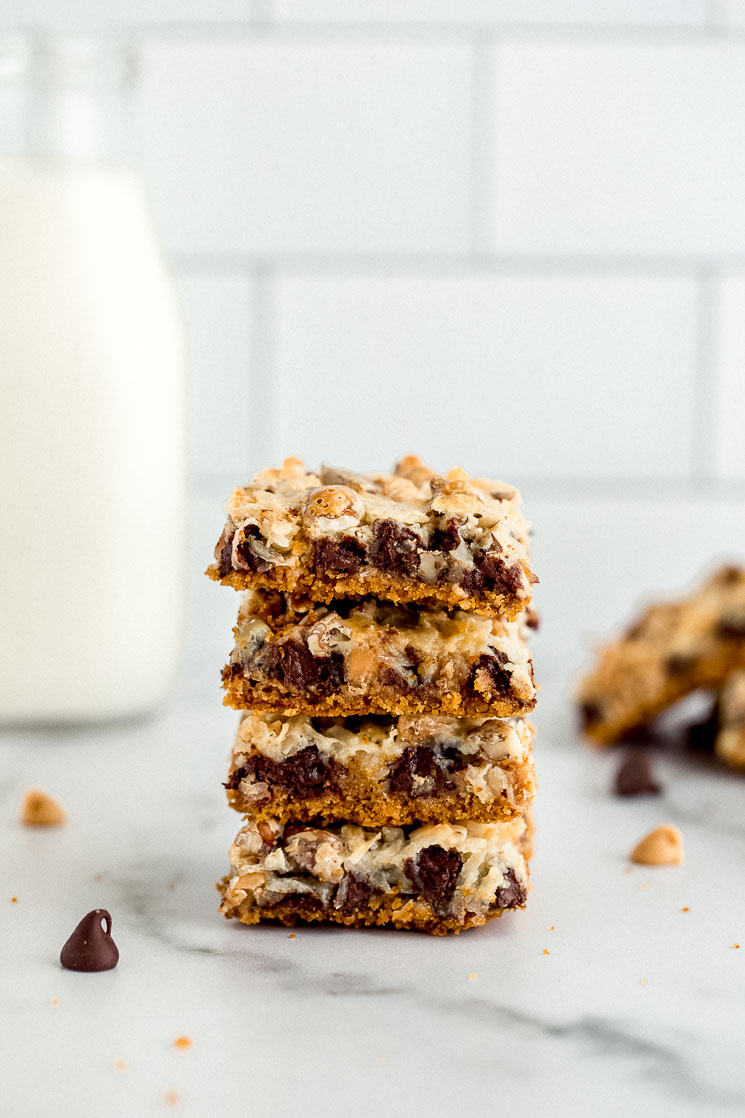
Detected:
[
  {"left": 630, "top": 824, "right": 684, "bottom": 866},
  {"left": 20, "top": 788, "right": 67, "bottom": 827}
]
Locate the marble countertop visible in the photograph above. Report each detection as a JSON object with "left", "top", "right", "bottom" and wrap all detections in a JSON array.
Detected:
[{"left": 3, "top": 491, "right": 745, "bottom": 1118}]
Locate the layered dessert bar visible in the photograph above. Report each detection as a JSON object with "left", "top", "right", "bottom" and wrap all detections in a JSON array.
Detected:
[
  {"left": 225, "top": 711, "right": 536, "bottom": 826},
  {"left": 578, "top": 566, "right": 745, "bottom": 744},
  {"left": 222, "top": 590, "right": 537, "bottom": 718},
  {"left": 219, "top": 815, "right": 532, "bottom": 934},
  {"left": 208, "top": 456, "right": 536, "bottom": 619}
]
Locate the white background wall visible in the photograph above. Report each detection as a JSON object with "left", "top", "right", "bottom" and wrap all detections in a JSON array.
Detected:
[{"left": 8, "top": 1, "right": 745, "bottom": 496}]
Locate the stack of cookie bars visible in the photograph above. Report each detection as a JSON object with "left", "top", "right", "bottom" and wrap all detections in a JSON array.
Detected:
[{"left": 208, "top": 456, "right": 539, "bottom": 934}]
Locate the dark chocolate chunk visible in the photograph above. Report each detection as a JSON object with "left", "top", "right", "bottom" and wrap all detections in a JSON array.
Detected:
[
  {"left": 313, "top": 536, "right": 366, "bottom": 575},
  {"left": 233, "top": 525, "right": 272, "bottom": 573},
  {"left": 265, "top": 638, "right": 345, "bottom": 694},
  {"left": 215, "top": 524, "right": 235, "bottom": 577},
  {"left": 665, "top": 652, "right": 698, "bottom": 674},
  {"left": 60, "top": 909, "right": 119, "bottom": 972},
  {"left": 579, "top": 700, "right": 603, "bottom": 729},
  {"left": 263, "top": 893, "right": 324, "bottom": 914},
  {"left": 226, "top": 745, "right": 333, "bottom": 796},
  {"left": 473, "top": 651, "right": 512, "bottom": 699},
  {"left": 613, "top": 751, "right": 662, "bottom": 797},
  {"left": 388, "top": 742, "right": 464, "bottom": 796},
  {"left": 458, "top": 552, "right": 523, "bottom": 599},
  {"left": 403, "top": 845, "right": 462, "bottom": 916},
  {"left": 717, "top": 617, "right": 745, "bottom": 639},
  {"left": 492, "top": 868, "right": 527, "bottom": 910},
  {"left": 430, "top": 519, "right": 461, "bottom": 552},
  {"left": 688, "top": 702, "right": 720, "bottom": 752},
  {"left": 335, "top": 872, "right": 377, "bottom": 917},
  {"left": 369, "top": 519, "right": 421, "bottom": 577}
]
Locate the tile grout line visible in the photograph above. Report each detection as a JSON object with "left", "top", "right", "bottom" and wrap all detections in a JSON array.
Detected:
[
  {"left": 132, "top": 22, "right": 741, "bottom": 44},
  {"left": 168, "top": 251, "right": 745, "bottom": 276},
  {"left": 691, "top": 267, "right": 722, "bottom": 482}
]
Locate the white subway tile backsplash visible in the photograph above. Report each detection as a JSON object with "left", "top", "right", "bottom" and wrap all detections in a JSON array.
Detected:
[
  {"left": 272, "top": 0, "right": 707, "bottom": 26},
  {"left": 271, "top": 272, "right": 698, "bottom": 480},
  {"left": 722, "top": 1, "right": 745, "bottom": 25},
  {"left": 176, "top": 273, "right": 254, "bottom": 477},
  {"left": 713, "top": 275, "right": 745, "bottom": 481},
  {"left": 140, "top": 40, "right": 472, "bottom": 255},
  {"left": 489, "top": 44, "right": 745, "bottom": 257}
]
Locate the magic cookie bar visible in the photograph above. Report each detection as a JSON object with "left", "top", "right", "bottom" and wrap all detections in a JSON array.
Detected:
[
  {"left": 219, "top": 815, "right": 531, "bottom": 935},
  {"left": 225, "top": 712, "right": 536, "bottom": 826},
  {"left": 208, "top": 456, "right": 536, "bottom": 619},
  {"left": 578, "top": 565, "right": 745, "bottom": 745},
  {"left": 222, "top": 591, "right": 537, "bottom": 718}
]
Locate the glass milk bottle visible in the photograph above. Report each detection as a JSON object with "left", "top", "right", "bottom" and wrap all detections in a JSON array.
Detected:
[{"left": 0, "top": 34, "right": 186, "bottom": 721}]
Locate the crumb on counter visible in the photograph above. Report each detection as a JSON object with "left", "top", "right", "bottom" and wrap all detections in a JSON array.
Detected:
[
  {"left": 10, "top": 897, "right": 17, "bottom": 904},
  {"left": 51, "top": 998, "right": 59, "bottom": 1007},
  {"left": 163, "top": 1089, "right": 180, "bottom": 1107},
  {"left": 682, "top": 906, "right": 690, "bottom": 912},
  {"left": 115, "top": 1059, "right": 127, "bottom": 1073},
  {"left": 469, "top": 972, "right": 477, "bottom": 980},
  {"left": 173, "top": 1036, "right": 193, "bottom": 1050},
  {"left": 542, "top": 948, "right": 550, "bottom": 956}
]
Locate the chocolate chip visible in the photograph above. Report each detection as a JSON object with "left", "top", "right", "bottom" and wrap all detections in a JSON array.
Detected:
[
  {"left": 215, "top": 525, "right": 235, "bottom": 577},
  {"left": 717, "top": 617, "right": 745, "bottom": 639},
  {"left": 459, "top": 552, "right": 523, "bottom": 599},
  {"left": 226, "top": 746, "right": 333, "bottom": 796},
  {"left": 265, "top": 638, "right": 345, "bottom": 695},
  {"left": 688, "top": 702, "right": 720, "bottom": 752},
  {"left": 369, "top": 519, "right": 421, "bottom": 577},
  {"left": 233, "top": 525, "right": 273, "bottom": 573},
  {"left": 492, "top": 869, "right": 527, "bottom": 910},
  {"left": 313, "top": 536, "right": 366, "bottom": 575},
  {"left": 263, "top": 893, "right": 324, "bottom": 914},
  {"left": 472, "top": 652, "right": 512, "bottom": 699},
  {"left": 60, "top": 909, "right": 119, "bottom": 972},
  {"left": 404, "top": 845, "right": 462, "bottom": 916},
  {"left": 335, "top": 872, "right": 377, "bottom": 917},
  {"left": 613, "top": 751, "right": 662, "bottom": 797},
  {"left": 666, "top": 652, "right": 698, "bottom": 674},
  {"left": 430, "top": 519, "right": 461, "bottom": 552},
  {"left": 388, "top": 742, "right": 464, "bottom": 796},
  {"left": 579, "top": 700, "right": 603, "bottom": 729}
]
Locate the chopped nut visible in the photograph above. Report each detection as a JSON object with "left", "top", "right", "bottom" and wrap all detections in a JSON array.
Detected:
[
  {"left": 20, "top": 788, "right": 66, "bottom": 827},
  {"left": 630, "top": 824, "right": 684, "bottom": 866}
]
